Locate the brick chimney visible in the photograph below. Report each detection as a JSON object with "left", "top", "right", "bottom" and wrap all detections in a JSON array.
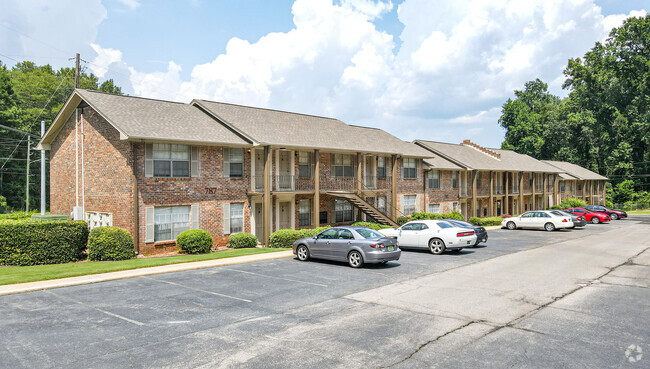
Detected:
[{"left": 461, "top": 139, "right": 501, "bottom": 159}]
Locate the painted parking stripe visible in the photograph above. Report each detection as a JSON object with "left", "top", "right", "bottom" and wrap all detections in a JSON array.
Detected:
[
  {"left": 44, "top": 290, "right": 144, "bottom": 326},
  {"left": 142, "top": 276, "right": 252, "bottom": 302},
  {"left": 220, "top": 268, "right": 329, "bottom": 287}
]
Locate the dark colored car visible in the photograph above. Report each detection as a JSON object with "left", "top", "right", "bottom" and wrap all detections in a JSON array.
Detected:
[
  {"left": 584, "top": 205, "right": 627, "bottom": 220},
  {"left": 556, "top": 210, "right": 586, "bottom": 228},
  {"left": 293, "top": 226, "right": 401, "bottom": 268},
  {"left": 442, "top": 219, "right": 487, "bottom": 247},
  {"left": 565, "top": 207, "right": 610, "bottom": 224}
]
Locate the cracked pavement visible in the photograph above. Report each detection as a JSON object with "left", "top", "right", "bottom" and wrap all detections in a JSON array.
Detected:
[{"left": 0, "top": 216, "right": 648, "bottom": 368}]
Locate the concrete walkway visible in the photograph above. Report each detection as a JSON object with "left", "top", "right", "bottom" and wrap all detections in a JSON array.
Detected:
[{"left": 0, "top": 250, "right": 294, "bottom": 296}]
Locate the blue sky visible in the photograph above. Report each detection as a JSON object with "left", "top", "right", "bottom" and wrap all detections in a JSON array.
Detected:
[{"left": 1, "top": 0, "right": 648, "bottom": 147}]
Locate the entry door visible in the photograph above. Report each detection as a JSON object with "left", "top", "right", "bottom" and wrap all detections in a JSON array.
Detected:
[
  {"left": 254, "top": 203, "right": 263, "bottom": 238},
  {"left": 278, "top": 151, "right": 292, "bottom": 190},
  {"left": 496, "top": 200, "right": 502, "bottom": 216},
  {"left": 364, "top": 156, "right": 376, "bottom": 189},
  {"left": 254, "top": 150, "right": 264, "bottom": 191},
  {"left": 279, "top": 201, "right": 291, "bottom": 230}
]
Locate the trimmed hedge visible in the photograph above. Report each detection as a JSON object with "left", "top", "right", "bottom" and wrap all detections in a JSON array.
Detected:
[
  {"left": 227, "top": 232, "right": 258, "bottom": 248},
  {"left": 469, "top": 216, "right": 503, "bottom": 226},
  {"left": 0, "top": 220, "right": 88, "bottom": 266},
  {"left": 87, "top": 227, "right": 135, "bottom": 261},
  {"left": 0, "top": 211, "right": 38, "bottom": 221},
  {"left": 177, "top": 229, "right": 213, "bottom": 254},
  {"left": 350, "top": 221, "right": 393, "bottom": 230},
  {"left": 411, "top": 211, "right": 464, "bottom": 221},
  {"left": 269, "top": 226, "right": 331, "bottom": 248}
]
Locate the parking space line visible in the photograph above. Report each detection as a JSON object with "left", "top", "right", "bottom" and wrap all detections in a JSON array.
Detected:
[
  {"left": 44, "top": 290, "right": 144, "bottom": 326},
  {"left": 141, "top": 276, "right": 252, "bottom": 302},
  {"left": 220, "top": 268, "right": 328, "bottom": 287}
]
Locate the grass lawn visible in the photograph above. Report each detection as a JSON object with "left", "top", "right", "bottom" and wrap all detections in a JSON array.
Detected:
[
  {"left": 0, "top": 247, "right": 290, "bottom": 286},
  {"left": 627, "top": 209, "right": 650, "bottom": 215}
]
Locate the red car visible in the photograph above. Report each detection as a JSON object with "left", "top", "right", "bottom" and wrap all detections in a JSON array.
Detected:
[{"left": 564, "top": 207, "right": 610, "bottom": 224}]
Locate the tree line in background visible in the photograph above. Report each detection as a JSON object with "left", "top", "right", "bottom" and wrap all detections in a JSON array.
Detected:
[
  {"left": 499, "top": 15, "right": 650, "bottom": 207},
  {"left": 0, "top": 60, "right": 123, "bottom": 211}
]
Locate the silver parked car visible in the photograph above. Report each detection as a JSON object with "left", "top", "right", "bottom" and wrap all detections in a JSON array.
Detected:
[
  {"left": 293, "top": 227, "right": 401, "bottom": 268},
  {"left": 556, "top": 210, "right": 586, "bottom": 228}
]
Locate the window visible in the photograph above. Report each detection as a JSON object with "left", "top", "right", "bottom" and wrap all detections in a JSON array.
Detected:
[
  {"left": 512, "top": 174, "right": 519, "bottom": 192},
  {"left": 335, "top": 199, "right": 354, "bottom": 223},
  {"left": 452, "top": 202, "right": 458, "bottom": 212},
  {"left": 298, "top": 152, "right": 312, "bottom": 179},
  {"left": 560, "top": 181, "right": 566, "bottom": 192},
  {"left": 377, "top": 196, "right": 386, "bottom": 214},
  {"left": 319, "top": 211, "right": 328, "bottom": 224},
  {"left": 154, "top": 206, "right": 190, "bottom": 242},
  {"left": 402, "top": 158, "right": 417, "bottom": 179},
  {"left": 230, "top": 203, "right": 244, "bottom": 233},
  {"left": 427, "top": 170, "right": 440, "bottom": 189},
  {"left": 403, "top": 195, "right": 416, "bottom": 216},
  {"left": 476, "top": 172, "right": 482, "bottom": 188},
  {"left": 229, "top": 148, "right": 244, "bottom": 178},
  {"left": 318, "top": 228, "right": 338, "bottom": 239},
  {"left": 378, "top": 157, "right": 386, "bottom": 178},
  {"left": 299, "top": 199, "right": 311, "bottom": 227},
  {"left": 333, "top": 154, "right": 354, "bottom": 177},
  {"left": 529, "top": 174, "right": 533, "bottom": 188},
  {"left": 521, "top": 212, "right": 534, "bottom": 218},
  {"left": 336, "top": 229, "right": 354, "bottom": 239},
  {"left": 428, "top": 204, "right": 440, "bottom": 213},
  {"left": 451, "top": 171, "right": 458, "bottom": 188},
  {"left": 153, "top": 143, "right": 190, "bottom": 177},
  {"left": 577, "top": 182, "right": 582, "bottom": 190}
]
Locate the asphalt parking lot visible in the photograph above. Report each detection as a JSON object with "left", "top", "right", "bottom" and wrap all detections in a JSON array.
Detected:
[{"left": 0, "top": 218, "right": 646, "bottom": 368}]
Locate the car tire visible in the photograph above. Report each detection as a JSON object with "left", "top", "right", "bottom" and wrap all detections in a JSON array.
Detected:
[
  {"left": 544, "top": 222, "right": 555, "bottom": 231},
  {"left": 591, "top": 217, "right": 600, "bottom": 224},
  {"left": 348, "top": 250, "right": 364, "bottom": 268},
  {"left": 296, "top": 245, "right": 310, "bottom": 261},
  {"left": 506, "top": 221, "right": 516, "bottom": 230},
  {"left": 429, "top": 238, "right": 446, "bottom": 255},
  {"left": 610, "top": 214, "right": 618, "bottom": 220}
]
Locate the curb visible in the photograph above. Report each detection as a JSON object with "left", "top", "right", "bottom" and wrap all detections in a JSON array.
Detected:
[
  {"left": 484, "top": 225, "right": 503, "bottom": 231},
  {"left": 0, "top": 250, "right": 294, "bottom": 297}
]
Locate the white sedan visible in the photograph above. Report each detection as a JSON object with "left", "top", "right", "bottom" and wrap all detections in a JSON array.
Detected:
[
  {"left": 379, "top": 220, "right": 477, "bottom": 254},
  {"left": 501, "top": 210, "right": 574, "bottom": 231}
]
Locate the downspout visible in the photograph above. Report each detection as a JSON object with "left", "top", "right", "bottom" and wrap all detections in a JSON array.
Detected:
[
  {"left": 75, "top": 109, "right": 79, "bottom": 208},
  {"left": 132, "top": 141, "right": 139, "bottom": 254},
  {"left": 81, "top": 109, "right": 85, "bottom": 219}
]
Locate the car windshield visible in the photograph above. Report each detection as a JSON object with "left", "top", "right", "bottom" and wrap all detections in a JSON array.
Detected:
[
  {"left": 550, "top": 211, "right": 564, "bottom": 217},
  {"left": 437, "top": 221, "right": 454, "bottom": 229},
  {"left": 355, "top": 228, "right": 384, "bottom": 239}
]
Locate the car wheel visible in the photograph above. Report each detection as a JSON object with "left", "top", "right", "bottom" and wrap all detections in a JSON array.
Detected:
[
  {"left": 544, "top": 222, "right": 556, "bottom": 231},
  {"left": 506, "top": 221, "right": 517, "bottom": 230},
  {"left": 296, "top": 245, "right": 310, "bottom": 261},
  {"left": 591, "top": 217, "right": 600, "bottom": 224},
  {"left": 429, "top": 238, "right": 446, "bottom": 255},
  {"left": 348, "top": 250, "right": 364, "bottom": 268},
  {"left": 610, "top": 213, "right": 618, "bottom": 220}
]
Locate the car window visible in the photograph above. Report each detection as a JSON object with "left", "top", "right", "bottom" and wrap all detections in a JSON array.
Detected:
[
  {"left": 573, "top": 208, "right": 584, "bottom": 213},
  {"left": 521, "top": 212, "right": 534, "bottom": 218},
  {"left": 420, "top": 223, "right": 429, "bottom": 230},
  {"left": 401, "top": 223, "right": 416, "bottom": 231},
  {"left": 550, "top": 211, "right": 564, "bottom": 217},
  {"left": 355, "top": 229, "right": 384, "bottom": 239},
  {"left": 536, "top": 212, "right": 550, "bottom": 218},
  {"left": 336, "top": 229, "right": 354, "bottom": 240},
  {"left": 437, "top": 221, "right": 454, "bottom": 229},
  {"left": 318, "top": 229, "right": 338, "bottom": 239}
]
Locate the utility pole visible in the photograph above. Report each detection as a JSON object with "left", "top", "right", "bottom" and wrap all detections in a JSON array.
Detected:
[
  {"left": 75, "top": 53, "right": 80, "bottom": 88},
  {"left": 25, "top": 135, "right": 30, "bottom": 212},
  {"left": 40, "top": 121, "right": 46, "bottom": 215}
]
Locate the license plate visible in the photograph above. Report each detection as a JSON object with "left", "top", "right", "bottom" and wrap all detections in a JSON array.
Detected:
[
  {"left": 466, "top": 241, "right": 471, "bottom": 245},
  {"left": 388, "top": 246, "right": 395, "bottom": 251}
]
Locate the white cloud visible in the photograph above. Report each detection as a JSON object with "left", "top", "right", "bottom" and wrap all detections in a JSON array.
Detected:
[
  {"left": 116, "top": 0, "right": 140, "bottom": 10},
  {"left": 89, "top": 43, "right": 122, "bottom": 78}
]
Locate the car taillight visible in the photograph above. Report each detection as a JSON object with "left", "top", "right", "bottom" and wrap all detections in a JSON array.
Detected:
[
  {"left": 578, "top": 217, "right": 582, "bottom": 221},
  {"left": 562, "top": 218, "right": 568, "bottom": 222},
  {"left": 369, "top": 243, "right": 385, "bottom": 249},
  {"left": 457, "top": 231, "right": 474, "bottom": 237}
]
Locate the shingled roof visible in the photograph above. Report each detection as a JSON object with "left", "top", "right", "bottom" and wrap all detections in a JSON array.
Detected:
[
  {"left": 415, "top": 140, "right": 563, "bottom": 173},
  {"left": 542, "top": 160, "right": 608, "bottom": 180}
]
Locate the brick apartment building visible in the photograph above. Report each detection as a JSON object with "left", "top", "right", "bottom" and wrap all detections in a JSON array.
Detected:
[{"left": 37, "top": 89, "right": 607, "bottom": 254}]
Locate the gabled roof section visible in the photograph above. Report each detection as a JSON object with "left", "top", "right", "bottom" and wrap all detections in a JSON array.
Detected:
[
  {"left": 192, "top": 99, "right": 432, "bottom": 156},
  {"left": 542, "top": 160, "right": 608, "bottom": 180},
  {"left": 415, "top": 140, "right": 563, "bottom": 173},
  {"left": 37, "top": 89, "right": 251, "bottom": 150},
  {"left": 423, "top": 155, "right": 463, "bottom": 170}
]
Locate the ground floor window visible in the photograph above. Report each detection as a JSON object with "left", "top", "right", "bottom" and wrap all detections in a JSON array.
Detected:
[
  {"left": 428, "top": 203, "right": 440, "bottom": 213},
  {"left": 299, "top": 199, "right": 311, "bottom": 227},
  {"left": 452, "top": 202, "right": 458, "bottom": 212},
  {"left": 230, "top": 203, "right": 244, "bottom": 234},
  {"left": 155, "top": 206, "right": 190, "bottom": 242},
  {"left": 335, "top": 199, "right": 354, "bottom": 223},
  {"left": 377, "top": 196, "right": 386, "bottom": 214},
  {"left": 403, "top": 195, "right": 416, "bottom": 216}
]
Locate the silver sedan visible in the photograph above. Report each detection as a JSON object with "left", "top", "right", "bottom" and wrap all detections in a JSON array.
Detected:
[{"left": 293, "top": 226, "right": 401, "bottom": 268}]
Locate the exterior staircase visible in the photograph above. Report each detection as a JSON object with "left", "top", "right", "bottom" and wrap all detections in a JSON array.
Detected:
[{"left": 324, "top": 191, "right": 399, "bottom": 227}]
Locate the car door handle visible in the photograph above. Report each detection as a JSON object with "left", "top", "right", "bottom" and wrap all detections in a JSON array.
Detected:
[
  {"left": 326, "top": 241, "right": 330, "bottom": 244},
  {"left": 347, "top": 241, "right": 351, "bottom": 244}
]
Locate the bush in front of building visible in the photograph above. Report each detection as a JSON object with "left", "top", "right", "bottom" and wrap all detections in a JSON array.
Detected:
[
  {"left": 410, "top": 211, "right": 464, "bottom": 221},
  {"left": 351, "top": 221, "right": 393, "bottom": 230},
  {"left": 558, "top": 197, "right": 588, "bottom": 209},
  {"left": 268, "top": 226, "right": 332, "bottom": 248},
  {"left": 87, "top": 226, "right": 135, "bottom": 261},
  {"left": 227, "top": 232, "right": 258, "bottom": 248},
  {"left": 176, "top": 229, "right": 213, "bottom": 254},
  {"left": 0, "top": 220, "right": 88, "bottom": 266},
  {"left": 469, "top": 217, "right": 503, "bottom": 226},
  {"left": 0, "top": 211, "right": 38, "bottom": 221},
  {"left": 396, "top": 216, "right": 410, "bottom": 225}
]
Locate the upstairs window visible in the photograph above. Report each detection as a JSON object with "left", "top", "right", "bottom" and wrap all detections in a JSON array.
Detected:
[
  {"left": 229, "top": 148, "right": 244, "bottom": 178},
  {"left": 451, "top": 171, "right": 458, "bottom": 188},
  {"left": 476, "top": 172, "right": 482, "bottom": 188},
  {"left": 377, "top": 157, "right": 386, "bottom": 178},
  {"left": 560, "top": 181, "right": 566, "bottom": 192},
  {"left": 153, "top": 144, "right": 190, "bottom": 177},
  {"left": 298, "top": 152, "right": 312, "bottom": 179},
  {"left": 402, "top": 158, "right": 417, "bottom": 179},
  {"left": 333, "top": 154, "right": 354, "bottom": 177},
  {"left": 427, "top": 170, "right": 440, "bottom": 189}
]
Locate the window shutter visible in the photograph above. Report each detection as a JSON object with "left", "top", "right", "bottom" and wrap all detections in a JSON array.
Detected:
[
  {"left": 145, "top": 143, "right": 153, "bottom": 178},
  {"left": 191, "top": 204, "right": 199, "bottom": 229},
  {"left": 223, "top": 203, "right": 230, "bottom": 234},
  {"left": 145, "top": 206, "right": 154, "bottom": 243},
  {"left": 223, "top": 148, "right": 230, "bottom": 177},
  {"left": 191, "top": 146, "right": 200, "bottom": 177}
]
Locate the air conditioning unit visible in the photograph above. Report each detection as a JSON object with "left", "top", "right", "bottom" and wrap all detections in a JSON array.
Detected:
[{"left": 72, "top": 206, "right": 85, "bottom": 221}]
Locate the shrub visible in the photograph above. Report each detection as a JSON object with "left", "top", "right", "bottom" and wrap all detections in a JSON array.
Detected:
[
  {"left": 469, "top": 217, "right": 481, "bottom": 226},
  {"left": 177, "top": 229, "right": 213, "bottom": 254},
  {"left": 0, "top": 195, "right": 6, "bottom": 213},
  {"left": 410, "top": 211, "right": 464, "bottom": 221},
  {"left": 87, "top": 227, "right": 135, "bottom": 261},
  {"left": 469, "top": 217, "right": 503, "bottom": 226},
  {"left": 268, "top": 226, "right": 331, "bottom": 248},
  {"left": 351, "top": 221, "right": 392, "bottom": 230},
  {"left": 0, "top": 220, "right": 88, "bottom": 266},
  {"left": 396, "top": 216, "right": 410, "bottom": 225},
  {"left": 558, "top": 197, "right": 588, "bottom": 209},
  {"left": 0, "top": 211, "right": 38, "bottom": 221},
  {"left": 227, "top": 232, "right": 258, "bottom": 248}
]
